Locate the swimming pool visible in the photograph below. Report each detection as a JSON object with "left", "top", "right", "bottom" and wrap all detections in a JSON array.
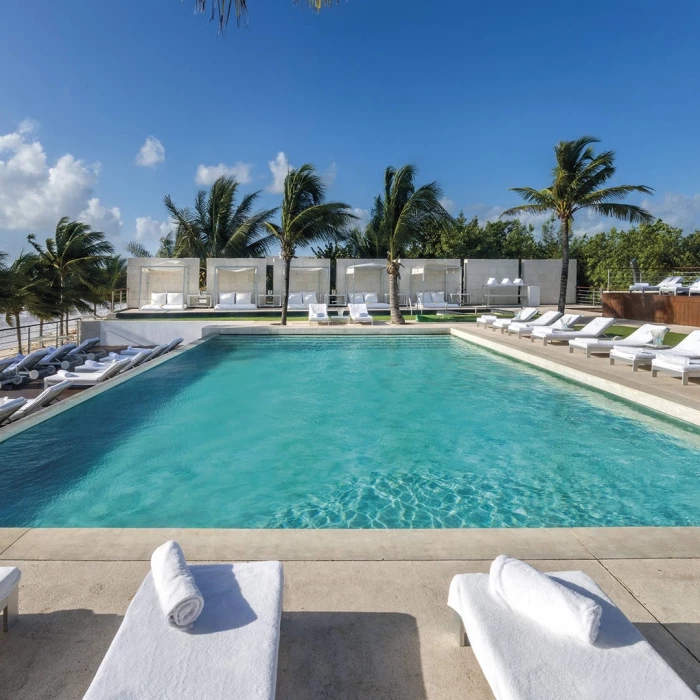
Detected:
[{"left": 1, "top": 335, "right": 699, "bottom": 528}]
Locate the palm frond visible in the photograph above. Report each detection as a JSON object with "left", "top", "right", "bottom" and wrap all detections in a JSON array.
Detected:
[{"left": 587, "top": 202, "right": 655, "bottom": 224}]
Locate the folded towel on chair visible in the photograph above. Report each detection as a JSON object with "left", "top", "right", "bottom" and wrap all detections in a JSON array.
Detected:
[
  {"left": 0, "top": 566, "right": 21, "bottom": 600},
  {"left": 490, "top": 555, "right": 602, "bottom": 644},
  {"left": 151, "top": 541, "right": 204, "bottom": 630}
]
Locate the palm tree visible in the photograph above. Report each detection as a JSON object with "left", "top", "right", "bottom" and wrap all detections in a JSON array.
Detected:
[
  {"left": 166, "top": 177, "right": 277, "bottom": 283},
  {"left": 194, "top": 0, "right": 336, "bottom": 31},
  {"left": 502, "top": 137, "right": 654, "bottom": 313},
  {"left": 265, "top": 164, "right": 356, "bottom": 325},
  {"left": 378, "top": 165, "right": 452, "bottom": 324},
  {"left": 0, "top": 253, "right": 56, "bottom": 354},
  {"left": 28, "top": 218, "right": 115, "bottom": 333}
]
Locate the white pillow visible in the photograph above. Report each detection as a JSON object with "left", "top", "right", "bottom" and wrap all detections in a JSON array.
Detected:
[
  {"left": 486, "top": 278, "right": 497, "bottom": 285},
  {"left": 167, "top": 292, "right": 183, "bottom": 305},
  {"left": 150, "top": 292, "right": 167, "bottom": 305},
  {"left": 288, "top": 292, "right": 303, "bottom": 305},
  {"left": 219, "top": 292, "right": 236, "bottom": 304},
  {"left": 500, "top": 278, "right": 511, "bottom": 285},
  {"left": 350, "top": 292, "right": 364, "bottom": 303},
  {"left": 432, "top": 291, "right": 445, "bottom": 303},
  {"left": 364, "top": 292, "right": 378, "bottom": 303},
  {"left": 303, "top": 291, "right": 317, "bottom": 304},
  {"left": 513, "top": 278, "right": 524, "bottom": 285},
  {"left": 236, "top": 292, "right": 251, "bottom": 304}
]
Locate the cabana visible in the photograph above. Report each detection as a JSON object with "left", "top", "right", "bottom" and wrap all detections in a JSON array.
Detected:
[
  {"left": 127, "top": 258, "right": 200, "bottom": 311},
  {"left": 272, "top": 258, "right": 331, "bottom": 309},
  {"left": 206, "top": 258, "right": 265, "bottom": 310},
  {"left": 407, "top": 260, "right": 462, "bottom": 309},
  {"left": 344, "top": 262, "right": 390, "bottom": 309}
]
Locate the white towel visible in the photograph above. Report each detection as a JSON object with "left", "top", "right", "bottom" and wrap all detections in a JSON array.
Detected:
[
  {"left": 0, "top": 566, "right": 21, "bottom": 600},
  {"left": 490, "top": 555, "right": 602, "bottom": 644},
  {"left": 150, "top": 541, "right": 204, "bottom": 630}
]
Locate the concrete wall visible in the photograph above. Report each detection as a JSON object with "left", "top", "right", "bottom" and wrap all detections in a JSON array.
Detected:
[
  {"left": 272, "top": 257, "right": 331, "bottom": 302},
  {"left": 464, "top": 259, "right": 520, "bottom": 304},
  {"left": 521, "top": 259, "right": 577, "bottom": 304},
  {"left": 399, "top": 259, "right": 461, "bottom": 303},
  {"left": 336, "top": 259, "right": 388, "bottom": 302},
  {"left": 205, "top": 258, "right": 267, "bottom": 306},
  {"left": 126, "top": 258, "right": 200, "bottom": 309}
]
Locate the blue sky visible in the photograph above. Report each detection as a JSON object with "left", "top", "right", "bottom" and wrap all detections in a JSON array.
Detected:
[{"left": 2, "top": 0, "right": 700, "bottom": 257}]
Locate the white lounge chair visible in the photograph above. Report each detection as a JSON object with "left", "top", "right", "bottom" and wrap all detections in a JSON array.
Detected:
[
  {"left": 492, "top": 307, "right": 538, "bottom": 332},
  {"left": 9, "top": 380, "right": 74, "bottom": 422},
  {"left": 476, "top": 314, "right": 499, "bottom": 329},
  {"left": 610, "top": 329, "right": 700, "bottom": 371},
  {"left": 36, "top": 343, "right": 78, "bottom": 370},
  {"left": 59, "top": 338, "right": 102, "bottom": 368},
  {"left": 629, "top": 275, "right": 682, "bottom": 293},
  {"left": 44, "top": 357, "right": 132, "bottom": 389},
  {"left": 120, "top": 338, "right": 184, "bottom": 357},
  {"left": 84, "top": 561, "right": 283, "bottom": 700},
  {"left": 348, "top": 303, "right": 374, "bottom": 325},
  {"left": 531, "top": 316, "right": 616, "bottom": 345},
  {"left": 0, "top": 348, "right": 52, "bottom": 386},
  {"left": 505, "top": 310, "right": 562, "bottom": 336},
  {"left": 74, "top": 348, "right": 156, "bottom": 373},
  {"left": 448, "top": 569, "right": 696, "bottom": 700},
  {"left": 652, "top": 355, "right": 700, "bottom": 385},
  {"left": 214, "top": 291, "right": 257, "bottom": 310},
  {"left": 513, "top": 314, "right": 582, "bottom": 339},
  {"left": 0, "top": 566, "right": 21, "bottom": 632},
  {"left": 0, "top": 397, "right": 27, "bottom": 426},
  {"left": 308, "top": 303, "right": 330, "bottom": 325},
  {"left": 141, "top": 292, "right": 187, "bottom": 311},
  {"left": 569, "top": 323, "right": 669, "bottom": 358}
]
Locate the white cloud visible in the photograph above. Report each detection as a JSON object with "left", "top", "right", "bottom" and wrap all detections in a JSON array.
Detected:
[
  {"left": 642, "top": 192, "right": 700, "bottom": 232},
  {"left": 134, "top": 216, "right": 172, "bottom": 242},
  {"left": 267, "top": 151, "right": 292, "bottom": 194},
  {"left": 324, "top": 161, "right": 337, "bottom": 187},
  {"left": 0, "top": 119, "right": 121, "bottom": 254},
  {"left": 439, "top": 197, "right": 456, "bottom": 214},
  {"left": 135, "top": 136, "right": 165, "bottom": 167},
  {"left": 195, "top": 161, "right": 252, "bottom": 186},
  {"left": 78, "top": 198, "right": 123, "bottom": 237},
  {"left": 351, "top": 207, "right": 370, "bottom": 230}
]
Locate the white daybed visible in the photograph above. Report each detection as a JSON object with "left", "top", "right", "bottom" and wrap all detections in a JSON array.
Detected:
[
  {"left": 448, "top": 569, "right": 696, "bottom": 700},
  {"left": 83, "top": 561, "right": 284, "bottom": 700},
  {"left": 44, "top": 357, "right": 132, "bottom": 388},
  {"left": 287, "top": 292, "right": 318, "bottom": 310},
  {"left": 416, "top": 291, "right": 459, "bottom": 311},
  {"left": 214, "top": 291, "right": 257, "bottom": 311},
  {"left": 348, "top": 292, "right": 390, "bottom": 310},
  {"left": 141, "top": 292, "right": 187, "bottom": 311}
]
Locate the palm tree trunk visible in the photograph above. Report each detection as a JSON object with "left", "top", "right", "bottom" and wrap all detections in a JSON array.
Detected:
[
  {"left": 558, "top": 216, "right": 570, "bottom": 314},
  {"left": 14, "top": 313, "right": 23, "bottom": 355},
  {"left": 281, "top": 254, "right": 291, "bottom": 326},
  {"left": 388, "top": 260, "right": 404, "bottom": 325}
]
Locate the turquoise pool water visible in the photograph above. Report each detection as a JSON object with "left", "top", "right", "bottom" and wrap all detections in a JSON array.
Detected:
[{"left": 1, "top": 335, "right": 699, "bottom": 528}]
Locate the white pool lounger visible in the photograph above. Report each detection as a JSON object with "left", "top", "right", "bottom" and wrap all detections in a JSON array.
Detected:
[
  {"left": 531, "top": 316, "right": 616, "bottom": 345},
  {"left": 569, "top": 323, "right": 669, "bottom": 358},
  {"left": 84, "top": 561, "right": 284, "bottom": 700},
  {"left": 652, "top": 356, "right": 700, "bottom": 385},
  {"left": 492, "top": 307, "right": 538, "bottom": 332},
  {"left": 448, "top": 570, "right": 696, "bottom": 700},
  {"left": 509, "top": 313, "right": 581, "bottom": 339}
]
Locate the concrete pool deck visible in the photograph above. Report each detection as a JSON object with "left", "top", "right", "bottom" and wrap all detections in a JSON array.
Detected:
[{"left": 1, "top": 527, "right": 700, "bottom": 699}]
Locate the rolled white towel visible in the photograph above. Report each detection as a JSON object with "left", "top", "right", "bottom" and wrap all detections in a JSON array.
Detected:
[
  {"left": 0, "top": 566, "right": 21, "bottom": 600},
  {"left": 150, "top": 541, "right": 204, "bottom": 630},
  {"left": 490, "top": 555, "right": 602, "bottom": 644}
]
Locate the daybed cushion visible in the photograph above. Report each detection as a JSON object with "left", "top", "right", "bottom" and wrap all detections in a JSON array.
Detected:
[
  {"left": 449, "top": 570, "right": 696, "bottom": 700},
  {"left": 167, "top": 292, "right": 184, "bottom": 306},
  {"left": 288, "top": 293, "right": 303, "bottom": 305},
  {"left": 236, "top": 292, "right": 252, "bottom": 305},
  {"left": 364, "top": 292, "right": 378, "bottom": 304},
  {"left": 219, "top": 292, "right": 236, "bottom": 305},
  {"left": 214, "top": 304, "right": 257, "bottom": 311},
  {"left": 432, "top": 291, "right": 445, "bottom": 303},
  {"left": 161, "top": 304, "right": 187, "bottom": 311},
  {"left": 350, "top": 293, "right": 364, "bottom": 303},
  {"left": 151, "top": 292, "right": 167, "bottom": 306},
  {"left": 366, "top": 302, "right": 390, "bottom": 309},
  {"left": 303, "top": 292, "right": 317, "bottom": 304},
  {"left": 140, "top": 304, "right": 166, "bottom": 311},
  {"left": 84, "top": 561, "right": 283, "bottom": 700}
]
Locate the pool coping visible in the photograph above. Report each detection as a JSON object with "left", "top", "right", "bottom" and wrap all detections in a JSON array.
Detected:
[{"left": 1, "top": 526, "right": 698, "bottom": 561}]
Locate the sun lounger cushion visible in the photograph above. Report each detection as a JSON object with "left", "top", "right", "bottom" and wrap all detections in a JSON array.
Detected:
[
  {"left": 449, "top": 570, "right": 696, "bottom": 700},
  {"left": 151, "top": 292, "right": 167, "bottom": 306},
  {"left": 84, "top": 561, "right": 283, "bottom": 700}
]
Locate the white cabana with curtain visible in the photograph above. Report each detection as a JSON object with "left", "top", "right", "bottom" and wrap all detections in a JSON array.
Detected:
[
  {"left": 408, "top": 260, "right": 462, "bottom": 310},
  {"left": 272, "top": 257, "right": 331, "bottom": 309},
  {"left": 345, "top": 262, "right": 390, "bottom": 309},
  {"left": 206, "top": 258, "right": 266, "bottom": 310},
  {"left": 127, "top": 258, "right": 200, "bottom": 311}
]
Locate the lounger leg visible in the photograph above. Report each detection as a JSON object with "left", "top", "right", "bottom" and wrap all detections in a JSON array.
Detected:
[
  {"left": 609, "top": 357, "right": 615, "bottom": 365},
  {"left": 683, "top": 374, "right": 688, "bottom": 386},
  {"left": 651, "top": 369, "right": 657, "bottom": 377},
  {"left": 2, "top": 588, "right": 19, "bottom": 632},
  {"left": 455, "top": 611, "right": 469, "bottom": 647}
]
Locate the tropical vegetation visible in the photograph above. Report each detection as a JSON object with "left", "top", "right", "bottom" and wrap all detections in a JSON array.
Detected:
[
  {"left": 265, "top": 164, "right": 355, "bottom": 325},
  {"left": 502, "top": 136, "right": 654, "bottom": 312},
  {"left": 193, "top": 0, "right": 336, "bottom": 31}
]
